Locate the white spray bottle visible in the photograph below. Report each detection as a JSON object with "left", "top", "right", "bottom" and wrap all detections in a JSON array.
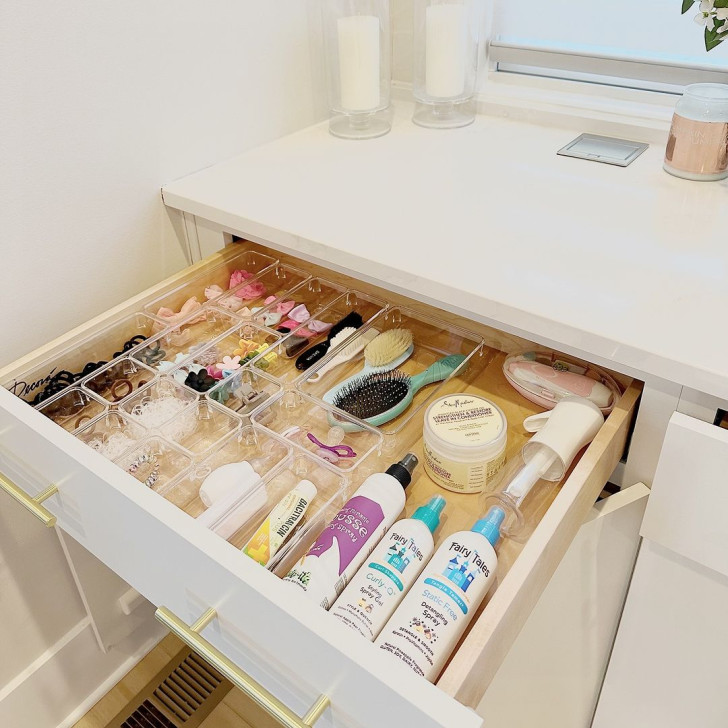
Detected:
[
  {"left": 331, "top": 495, "right": 446, "bottom": 640},
  {"left": 374, "top": 506, "right": 505, "bottom": 682},
  {"left": 283, "top": 454, "right": 418, "bottom": 610}
]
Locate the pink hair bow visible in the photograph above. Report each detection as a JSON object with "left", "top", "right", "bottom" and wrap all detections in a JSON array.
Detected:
[{"left": 154, "top": 297, "right": 206, "bottom": 331}]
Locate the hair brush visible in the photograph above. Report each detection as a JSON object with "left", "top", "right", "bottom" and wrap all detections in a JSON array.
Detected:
[
  {"left": 322, "top": 328, "right": 415, "bottom": 406},
  {"left": 330, "top": 354, "right": 467, "bottom": 431},
  {"left": 295, "top": 311, "right": 364, "bottom": 370}
]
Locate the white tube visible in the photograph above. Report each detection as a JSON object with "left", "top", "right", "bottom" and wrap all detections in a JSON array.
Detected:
[{"left": 502, "top": 448, "right": 557, "bottom": 506}]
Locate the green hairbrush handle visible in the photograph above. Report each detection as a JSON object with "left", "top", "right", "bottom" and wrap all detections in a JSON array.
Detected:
[{"left": 408, "top": 354, "right": 467, "bottom": 394}]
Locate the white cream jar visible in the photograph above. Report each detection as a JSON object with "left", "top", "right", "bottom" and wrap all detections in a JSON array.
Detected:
[{"left": 423, "top": 394, "right": 507, "bottom": 494}]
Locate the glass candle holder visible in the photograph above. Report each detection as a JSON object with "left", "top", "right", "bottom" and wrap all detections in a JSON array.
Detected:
[
  {"left": 412, "top": 0, "right": 480, "bottom": 129},
  {"left": 664, "top": 83, "right": 728, "bottom": 182},
  {"left": 323, "top": 0, "right": 392, "bottom": 140}
]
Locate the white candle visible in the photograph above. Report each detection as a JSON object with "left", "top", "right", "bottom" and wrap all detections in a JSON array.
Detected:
[
  {"left": 425, "top": 4, "right": 467, "bottom": 99},
  {"left": 337, "top": 15, "right": 381, "bottom": 112}
]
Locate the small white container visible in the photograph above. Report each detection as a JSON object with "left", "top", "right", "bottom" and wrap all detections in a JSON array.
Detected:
[{"left": 423, "top": 394, "right": 507, "bottom": 494}]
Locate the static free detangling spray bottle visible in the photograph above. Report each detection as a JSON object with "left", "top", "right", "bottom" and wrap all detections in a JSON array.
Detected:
[
  {"left": 331, "top": 495, "right": 446, "bottom": 640},
  {"left": 374, "top": 506, "right": 504, "bottom": 682},
  {"left": 283, "top": 454, "right": 418, "bottom": 610}
]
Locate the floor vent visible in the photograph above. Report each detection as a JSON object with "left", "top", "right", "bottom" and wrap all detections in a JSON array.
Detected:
[{"left": 108, "top": 648, "right": 232, "bottom": 728}]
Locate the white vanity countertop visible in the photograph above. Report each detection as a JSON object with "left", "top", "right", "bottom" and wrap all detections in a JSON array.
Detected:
[{"left": 162, "top": 104, "right": 728, "bottom": 400}]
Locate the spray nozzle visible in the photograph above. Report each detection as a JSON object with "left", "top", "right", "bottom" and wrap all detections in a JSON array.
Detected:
[
  {"left": 472, "top": 506, "right": 506, "bottom": 547},
  {"left": 386, "top": 453, "right": 419, "bottom": 488},
  {"left": 413, "top": 495, "right": 446, "bottom": 534}
]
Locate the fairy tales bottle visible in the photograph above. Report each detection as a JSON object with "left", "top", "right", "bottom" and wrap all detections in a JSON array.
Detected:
[
  {"left": 374, "top": 506, "right": 505, "bottom": 682},
  {"left": 331, "top": 495, "right": 446, "bottom": 641}
]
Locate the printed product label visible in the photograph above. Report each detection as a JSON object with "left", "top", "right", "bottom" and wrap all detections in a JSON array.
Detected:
[
  {"left": 307, "top": 496, "right": 385, "bottom": 576},
  {"left": 424, "top": 442, "right": 505, "bottom": 494},
  {"left": 427, "top": 395, "right": 504, "bottom": 447}
]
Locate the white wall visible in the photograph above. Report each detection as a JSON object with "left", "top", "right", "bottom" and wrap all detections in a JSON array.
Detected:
[{"left": 1, "top": 0, "right": 325, "bottom": 368}]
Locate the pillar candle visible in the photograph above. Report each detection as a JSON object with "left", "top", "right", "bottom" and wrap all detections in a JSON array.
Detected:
[
  {"left": 425, "top": 4, "right": 467, "bottom": 99},
  {"left": 337, "top": 15, "right": 381, "bottom": 112}
]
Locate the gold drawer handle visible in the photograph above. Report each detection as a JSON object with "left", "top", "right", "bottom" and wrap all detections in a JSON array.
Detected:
[
  {"left": 156, "top": 606, "right": 330, "bottom": 728},
  {"left": 0, "top": 473, "right": 58, "bottom": 527}
]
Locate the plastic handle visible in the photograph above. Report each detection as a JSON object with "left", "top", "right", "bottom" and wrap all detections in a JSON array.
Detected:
[{"left": 409, "top": 354, "right": 467, "bottom": 394}]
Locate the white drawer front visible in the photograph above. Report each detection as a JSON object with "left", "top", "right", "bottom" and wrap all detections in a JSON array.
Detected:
[
  {"left": 640, "top": 411, "right": 728, "bottom": 577},
  {"left": 0, "top": 388, "right": 481, "bottom": 728}
]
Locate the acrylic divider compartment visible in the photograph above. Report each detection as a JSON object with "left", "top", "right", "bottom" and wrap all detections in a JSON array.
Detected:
[
  {"left": 159, "top": 399, "right": 242, "bottom": 460},
  {"left": 35, "top": 386, "right": 108, "bottom": 433},
  {"left": 120, "top": 377, "right": 198, "bottom": 430},
  {"left": 154, "top": 425, "right": 292, "bottom": 523},
  {"left": 297, "top": 306, "right": 486, "bottom": 436},
  {"left": 249, "top": 277, "right": 347, "bottom": 330},
  {"left": 206, "top": 368, "right": 283, "bottom": 419},
  {"left": 82, "top": 356, "right": 157, "bottom": 406},
  {"left": 5, "top": 312, "right": 160, "bottom": 406},
  {"left": 215, "top": 264, "right": 312, "bottom": 317},
  {"left": 115, "top": 436, "right": 194, "bottom": 494},
  {"left": 221, "top": 448, "right": 351, "bottom": 572},
  {"left": 143, "top": 249, "right": 278, "bottom": 325},
  {"left": 133, "top": 306, "right": 245, "bottom": 372},
  {"left": 242, "top": 290, "right": 390, "bottom": 386},
  {"left": 251, "top": 390, "right": 383, "bottom": 473},
  {"left": 169, "top": 322, "right": 284, "bottom": 396},
  {"left": 75, "top": 410, "right": 148, "bottom": 461}
]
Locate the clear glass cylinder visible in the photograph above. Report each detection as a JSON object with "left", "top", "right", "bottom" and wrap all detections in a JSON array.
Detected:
[
  {"left": 322, "top": 0, "right": 392, "bottom": 140},
  {"left": 664, "top": 83, "right": 728, "bottom": 181},
  {"left": 412, "top": 0, "right": 480, "bottom": 129}
]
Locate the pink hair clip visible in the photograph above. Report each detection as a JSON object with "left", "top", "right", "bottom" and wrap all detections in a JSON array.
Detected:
[
  {"left": 204, "top": 284, "right": 225, "bottom": 301},
  {"left": 289, "top": 304, "right": 311, "bottom": 323},
  {"left": 307, "top": 432, "right": 356, "bottom": 461},
  {"left": 217, "top": 355, "right": 242, "bottom": 372},
  {"left": 154, "top": 297, "right": 206, "bottom": 329},
  {"left": 228, "top": 269, "right": 253, "bottom": 289},
  {"left": 275, "top": 300, "right": 296, "bottom": 315},
  {"left": 235, "top": 281, "right": 267, "bottom": 300}
]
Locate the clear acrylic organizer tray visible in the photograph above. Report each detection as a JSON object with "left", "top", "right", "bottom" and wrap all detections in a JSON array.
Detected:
[
  {"left": 143, "top": 249, "right": 278, "bottom": 325},
  {"left": 251, "top": 389, "right": 383, "bottom": 473},
  {"left": 297, "top": 305, "right": 485, "bottom": 436},
  {"left": 6, "top": 312, "right": 160, "bottom": 406},
  {"left": 152, "top": 425, "right": 293, "bottom": 532},
  {"left": 215, "top": 263, "right": 311, "bottom": 317},
  {"left": 75, "top": 410, "right": 148, "bottom": 461},
  {"left": 115, "top": 435, "right": 195, "bottom": 494},
  {"left": 82, "top": 355, "right": 157, "bottom": 407},
  {"left": 206, "top": 368, "right": 284, "bottom": 420},
  {"left": 120, "top": 377, "right": 199, "bottom": 429},
  {"left": 132, "top": 305, "right": 245, "bottom": 371},
  {"left": 35, "top": 386, "right": 108, "bottom": 432},
  {"left": 238, "top": 289, "right": 389, "bottom": 387}
]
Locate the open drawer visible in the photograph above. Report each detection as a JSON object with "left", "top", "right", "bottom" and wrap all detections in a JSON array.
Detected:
[{"left": 0, "top": 243, "right": 641, "bottom": 728}]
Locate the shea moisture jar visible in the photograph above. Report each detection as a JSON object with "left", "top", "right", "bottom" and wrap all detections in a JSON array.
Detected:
[{"left": 423, "top": 394, "right": 507, "bottom": 494}]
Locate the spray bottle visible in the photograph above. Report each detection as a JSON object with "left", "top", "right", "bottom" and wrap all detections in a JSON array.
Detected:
[
  {"left": 331, "top": 495, "right": 446, "bottom": 640},
  {"left": 283, "top": 454, "right": 418, "bottom": 610}
]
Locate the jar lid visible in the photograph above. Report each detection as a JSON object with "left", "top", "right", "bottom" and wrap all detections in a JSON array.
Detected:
[{"left": 424, "top": 394, "right": 507, "bottom": 457}]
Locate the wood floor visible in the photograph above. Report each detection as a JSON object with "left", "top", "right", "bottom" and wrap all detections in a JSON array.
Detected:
[{"left": 74, "top": 634, "right": 279, "bottom": 728}]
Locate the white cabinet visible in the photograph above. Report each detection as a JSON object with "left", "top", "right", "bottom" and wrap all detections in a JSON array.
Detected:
[
  {"left": 0, "top": 243, "right": 643, "bottom": 728},
  {"left": 594, "top": 413, "right": 728, "bottom": 728}
]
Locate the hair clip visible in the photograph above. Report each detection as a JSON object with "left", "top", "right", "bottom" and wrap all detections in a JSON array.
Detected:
[
  {"left": 127, "top": 452, "right": 160, "bottom": 488},
  {"left": 307, "top": 432, "right": 356, "bottom": 461},
  {"left": 233, "top": 339, "right": 260, "bottom": 358},
  {"left": 204, "top": 284, "right": 225, "bottom": 301},
  {"left": 275, "top": 300, "right": 296, "bottom": 315},
  {"left": 185, "top": 370, "right": 217, "bottom": 392},
  {"left": 262, "top": 311, "right": 283, "bottom": 327},
  {"left": 154, "top": 297, "right": 206, "bottom": 328},
  {"left": 138, "top": 342, "right": 166, "bottom": 366},
  {"left": 112, "top": 334, "right": 148, "bottom": 358},
  {"left": 191, "top": 345, "right": 221, "bottom": 368},
  {"left": 234, "top": 281, "right": 267, "bottom": 301},
  {"left": 288, "top": 304, "right": 310, "bottom": 323},
  {"left": 229, "top": 269, "right": 254, "bottom": 289},
  {"left": 216, "top": 355, "right": 242, "bottom": 372}
]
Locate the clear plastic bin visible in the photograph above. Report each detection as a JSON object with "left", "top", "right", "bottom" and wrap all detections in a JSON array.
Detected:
[
  {"left": 143, "top": 249, "right": 277, "bottom": 325},
  {"left": 115, "top": 436, "right": 194, "bottom": 493},
  {"left": 206, "top": 368, "right": 283, "bottom": 419},
  {"left": 155, "top": 426, "right": 292, "bottom": 522},
  {"left": 297, "top": 306, "right": 485, "bottom": 436},
  {"left": 159, "top": 399, "right": 242, "bottom": 459},
  {"left": 4, "top": 312, "right": 160, "bottom": 405},
  {"left": 249, "top": 277, "right": 347, "bottom": 330},
  {"left": 75, "top": 410, "right": 148, "bottom": 461},
  {"left": 82, "top": 356, "right": 157, "bottom": 406},
  {"left": 35, "top": 386, "right": 108, "bottom": 433},
  {"left": 120, "top": 377, "right": 198, "bottom": 429},
  {"left": 242, "top": 290, "right": 389, "bottom": 386},
  {"left": 169, "top": 322, "right": 284, "bottom": 396},
  {"left": 251, "top": 390, "right": 383, "bottom": 473},
  {"left": 215, "top": 264, "right": 311, "bottom": 316},
  {"left": 222, "top": 449, "right": 351, "bottom": 571}
]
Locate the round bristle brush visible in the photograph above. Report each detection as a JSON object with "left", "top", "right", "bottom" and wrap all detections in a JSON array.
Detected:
[
  {"left": 331, "top": 354, "right": 467, "bottom": 431},
  {"left": 322, "top": 328, "right": 415, "bottom": 406}
]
